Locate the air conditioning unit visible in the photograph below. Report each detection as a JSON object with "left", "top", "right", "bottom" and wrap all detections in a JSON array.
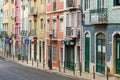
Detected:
[{"left": 71, "top": 28, "right": 77, "bottom": 38}]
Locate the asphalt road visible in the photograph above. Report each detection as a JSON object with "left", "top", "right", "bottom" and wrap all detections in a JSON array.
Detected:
[{"left": 0, "top": 56, "right": 88, "bottom": 80}]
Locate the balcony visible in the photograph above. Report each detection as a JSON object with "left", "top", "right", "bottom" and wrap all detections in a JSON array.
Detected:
[
  {"left": 49, "top": 29, "right": 57, "bottom": 41},
  {"left": 29, "top": 29, "right": 34, "bottom": 36},
  {"left": 90, "top": 8, "right": 108, "bottom": 24},
  {"left": 15, "top": 17, "right": 20, "bottom": 24},
  {"left": 30, "top": 6, "right": 38, "bottom": 16},
  {"left": 66, "top": 27, "right": 80, "bottom": 39},
  {"left": 66, "top": 0, "right": 79, "bottom": 10}
]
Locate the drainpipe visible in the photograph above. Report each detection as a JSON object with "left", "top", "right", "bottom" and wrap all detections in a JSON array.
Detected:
[{"left": 80, "top": 0, "right": 84, "bottom": 72}]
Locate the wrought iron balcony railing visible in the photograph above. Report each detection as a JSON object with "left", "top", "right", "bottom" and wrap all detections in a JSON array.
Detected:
[
  {"left": 66, "top": 27, "right": 71, "bottom": 37},
  {"left": 90, "top": 8, "right": 108, "bottom": 24},
  {"left": 66, "top": 0, "right": 77, "bottom": 8},
  {"left": 30, "top": 6, "right": 38, "bottom": 16}
]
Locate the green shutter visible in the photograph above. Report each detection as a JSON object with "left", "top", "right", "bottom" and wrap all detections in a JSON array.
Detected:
[{"left": 84, "top": 0, "right": 86, "bottom": 10}]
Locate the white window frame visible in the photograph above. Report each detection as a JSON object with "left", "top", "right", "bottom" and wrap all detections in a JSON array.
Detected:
[
  {"left": 85, "top": 0, "right": 90, "bottom": 10},
  {"left": 52, "top": 46, "right": 57, "bottom": 62},
  {"left": 47, "top": 0, "right": 50, "bottom": 5},
  {"left": 47, "top": 19, "right": 50, "bottom": 31},
  {"left": 60, "top": 18, "right": 63, "bottom": 31}
]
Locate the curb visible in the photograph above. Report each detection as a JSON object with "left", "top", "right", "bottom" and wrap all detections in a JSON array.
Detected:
[{"left": 1, "top": 56, "right": 90, "bottom": 80}]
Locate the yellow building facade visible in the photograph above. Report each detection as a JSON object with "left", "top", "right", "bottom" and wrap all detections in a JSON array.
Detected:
[
  {"left": 29, "top": 0, "right": 46, "bottom": 64},
  {"left": 2, "top": 0, "right": 14, "bottom": 37}
]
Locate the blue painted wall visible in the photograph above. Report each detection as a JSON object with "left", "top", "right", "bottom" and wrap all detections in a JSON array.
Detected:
[{"left": 83, "top": 24, "right": 120, "bottom": 63}]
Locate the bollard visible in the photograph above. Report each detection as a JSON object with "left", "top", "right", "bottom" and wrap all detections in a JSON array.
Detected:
[
  {"left": 7, "top": 53, "right": 8, "bottom": 58},
  {"left": 107, "top": 66, "right": 109, "bottom": 80},
  {"left": 93, "top": 66, "right": 95, "bottom": 79},
  {"left": 13, "top": 55, "right": 14, "bottom": 61},
  {"left": 73, "top": 62, "right": 75, "bottom": 75},
  {"left": 43, "top": 59, "right": 45, "bottom": 68},
  {"left": 32, "top": 58, "right": 33, "bottom": 66},
  {"left": 27, "top": 58, "right": 28, "bottom": 64},
  {"left": 22, "top": 57, "right": 24, "bottom": 63},
  {"left": 58, "top": 60, "right": 61, "bottom": 72},
  {"left": 64, "top": 61, "right": 65, "bottom": 73},
  {"left": 37, "top": 59, "right": 39, "bottom": 67},
  {"left": 79, "top": 62, "right": 82, "bottom": 76},
  {"left": 10, "top": 54, "right": 11, "bottom": 59}
]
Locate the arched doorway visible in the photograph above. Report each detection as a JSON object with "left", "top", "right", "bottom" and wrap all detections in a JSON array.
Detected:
[
  {"left": 96, "top": 33, "right": 105, "bottom": 74},
  {"left": 85, "top": 33, "right": 90, "bottom": 72},
  {"left": 115, "top": 34, "right": 120, "bottom": 74}
]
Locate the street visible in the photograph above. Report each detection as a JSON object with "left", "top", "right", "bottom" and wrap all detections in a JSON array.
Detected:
[{"left": 0, "top": 56, "right": 88, "bottom": 80}]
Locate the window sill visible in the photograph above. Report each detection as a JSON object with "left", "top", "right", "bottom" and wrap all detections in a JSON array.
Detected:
[{"left": 112, "top": 6, "right": 120, "bottom": 10}]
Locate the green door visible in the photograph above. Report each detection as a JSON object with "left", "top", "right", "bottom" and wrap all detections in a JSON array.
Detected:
[
  {"left": 39, "top": 41, "right": 41, "bottom": 62},
  {"left": 85, "top": 34, "right": 90, "bottom": 72},
  {"left": 34, "top": 44, "right": 37, "bottom": 61},
  {"left": 65, "top": 46, "right": 74, "bottom": 70},
  {"left": 116, "top": 38, "right": 120, "bottom": 74},
  {"left": 96, "top": 34, "right": 105, "bottom": 74}
]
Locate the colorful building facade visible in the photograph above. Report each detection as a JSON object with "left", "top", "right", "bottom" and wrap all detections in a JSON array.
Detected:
[
  {"left": 46, "top": 0, "right": 64, "bottom": 67},
  {"left": 83, "top": 0, "right": 120, "bottom": 75},
  {"left": 2, "top": 0, "right": 14, "bottom": 56},
  {"left": 62, "top": 0, "right": 81, "bottom": 70}
]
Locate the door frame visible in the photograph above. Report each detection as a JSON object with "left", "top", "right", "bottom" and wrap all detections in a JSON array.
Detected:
[
  {"left": 84, "top": 31, "right": 91, "bottom": 72},
  {"left": 85, "top": 32, "right": 90, "bottom": 72},
  {"left": 95, "top": 32, "right": 106, "bottom": 74},
  {"left": 112, "top": 33, "right": 120, "bottom": 74}
]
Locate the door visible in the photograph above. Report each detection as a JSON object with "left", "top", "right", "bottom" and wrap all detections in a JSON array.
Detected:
[
  {"left": 30, "top": 44, "right": 31, "bottom": 60},
  {"left": 65, "top": 46, "right": 74, "bottom": 70},
  {"left": 85, "top": 33, "right": 90, "bottom": 72},
  {"left": 39, "top": 41, "right": 41, "bottom": 62},
  {"left": 34, "top": 44, "right": 37, "bottom": 61},
  {"left": 116, "top": 38, "right": 120, "bottom": 74},
  {"left": 96, "top": 33, "right": 105, "bottom": 74}
]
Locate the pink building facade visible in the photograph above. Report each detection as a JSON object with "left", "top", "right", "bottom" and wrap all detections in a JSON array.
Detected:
[{"left": 15, "top": 0, "right": 21, "bottom": 41}]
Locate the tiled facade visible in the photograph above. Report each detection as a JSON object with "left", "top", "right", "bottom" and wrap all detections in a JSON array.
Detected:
[{"left": 83, "top": 0, "right": 120, "bottom": 74}]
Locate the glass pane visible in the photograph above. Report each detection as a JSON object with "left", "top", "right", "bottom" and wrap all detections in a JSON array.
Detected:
[
  {"left": 98, "top": 52, "right": 101, "bottom": 65},
  {"left": 102, "top": 52, "right": 105, "bottom": 65},
  {"left": 53, "top": 46, "right": 56, "bottom": 61}
]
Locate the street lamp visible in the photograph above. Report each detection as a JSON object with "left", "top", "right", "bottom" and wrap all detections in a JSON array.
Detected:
[{"left": 48, "top": 29, "right": 53, "bottom": 70}]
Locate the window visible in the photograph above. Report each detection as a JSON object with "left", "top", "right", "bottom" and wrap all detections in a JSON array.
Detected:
[
  {"left": 41, "top": 0, "right": 43, "bottom": 5},
  {"left": 60, "top": 47, "right": 63, "bottom": 66},
  {"left": 47, "top": 19, "right": 50, "bottom": 30},
  {"left": 47, "top": 0, "right": 50, "bottom": 4},
  {"left": 53, "top": 46, "right": 56, "bottom": 61},
  {"left": 48, "top": 46, "right": 50, "bottom": 58},
  {"left": 53, "top": 19, "right": 57, "bottom": 29},
  {"left": 71, "top": 12, "right": 75, "bottom": 27},
  {"left": 53, "top": 20, "right": 57, "bottom": 37},
  {"left": 53, "top": 0, "right": 56, "bottom": 11},
  {"left": 66, "top": 14, "right": 69, "bottom": 26},
  {"left": 114, "top": 0, "right": 120, "bottom": 6},
  {"left": 41, "top": 19, "right": 43, "bottom": 29},
  {"left": 98, "top": 0, "right": 104, "bottom": 8},
  {"left": 77, "top": 12, "right": 81, "bottom": 26},
  {"left": 60, "top": 19, "right": 63, "bottom": 30},
  {"left": 85, "top": 0, "right": 90, "bottom": 10}
]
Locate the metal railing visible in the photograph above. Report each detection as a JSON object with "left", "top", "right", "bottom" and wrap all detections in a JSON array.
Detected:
[
  {"left": 66, "top": 0, "right": 77, "bottom": 8},
  {"left": 90, "top": 8, "right": 108, "bottom": 24},
  {"left": 66, "top": 27, "right": 71, "bottom": 37}
]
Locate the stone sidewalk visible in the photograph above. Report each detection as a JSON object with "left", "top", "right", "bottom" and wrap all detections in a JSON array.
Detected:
[{"left": 1, "top": 54, "right": 119, "bottom": 80}]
